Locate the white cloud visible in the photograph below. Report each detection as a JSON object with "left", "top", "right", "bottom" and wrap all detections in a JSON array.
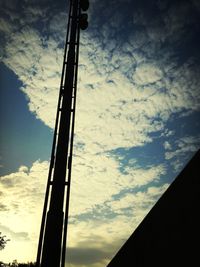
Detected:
[
  {"left": 108, "top": 184, "right": 169, "bottom": 216},
  {"left": 0, "top": 155, "right": 166, "bottom": 263},
  {"left": 48, "top": 12, "right": 68, "bottom": 42},
  {"left": 70, "top": 149, "right": 166, "bottom": 216},
  {"left": 0, "top": 161, "right": 48, "bottom": 262},
  {"left": 162, "top": 129, "right": 175, "bottom": 137},
  {"left": 18, "top": 166, "right": 29, "bottom": 173},
  {"left": 164, "top": 141, "right": 172, "bottom": 150},
  {"left": 123, "top": 164, "right": 166, "bottom": 187},
  {"left": 2, "top": 26, "right": 166, "bottom": 152},
  {"left": 0, "top": 160, "right": 48, "bottom": 227},
  {"left": 133, "top": 62, "right": 163, "bottom": 85},
  {"left": 66, "top": 183, "right": 169, "bottom": 267},
  {"left": 3, "top": 26, "right": 63, "bottom": 128},
  {"left": 165, "top": 135, "right": 200, "bottom": 160},
  {"left": 164, "top": 135, "right": 200, "bottom": 173},
  {"left": 1, "top": 1, "right": 200, "bottom": 265},
  {"left": 2, "top": 18, "right": 200, "bottom": 155}
]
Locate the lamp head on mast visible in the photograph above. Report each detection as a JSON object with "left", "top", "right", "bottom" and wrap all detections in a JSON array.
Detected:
[
  {"left": 79, "top": 0, "right": 89, "bottom": 30},
  {"left": 80, "top": 0, "right": 89, "bottom": 11}
]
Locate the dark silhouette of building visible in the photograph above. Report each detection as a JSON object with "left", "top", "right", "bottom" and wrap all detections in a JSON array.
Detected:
[{"left": 107, "top": 149, "right": 200, "bottom": 267}]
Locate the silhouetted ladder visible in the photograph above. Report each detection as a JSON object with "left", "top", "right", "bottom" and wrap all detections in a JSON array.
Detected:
[{"left": 36, "top": 1, "right": 89, "bottom": 267}]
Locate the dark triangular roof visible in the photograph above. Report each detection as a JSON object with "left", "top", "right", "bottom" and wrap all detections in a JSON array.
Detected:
[{"left": 107, "top": 149, "right": 200, "bottom": 267}]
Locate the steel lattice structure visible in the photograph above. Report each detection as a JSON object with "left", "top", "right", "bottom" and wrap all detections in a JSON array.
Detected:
[{"left": 36, "top": 1, "right": 89, "bottom": 267}]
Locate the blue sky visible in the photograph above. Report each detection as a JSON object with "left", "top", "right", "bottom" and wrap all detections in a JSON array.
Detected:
[
  {"left": 0, "top": 63, "right": 52, "bottom": 175},
  {"left": 0, "top": 0, "right": 200, "bottom": 266}
]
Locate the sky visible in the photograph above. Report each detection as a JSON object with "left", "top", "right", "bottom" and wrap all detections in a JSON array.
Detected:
[{"left": 0, "top": 0, "right": 200, "bottom": 266}]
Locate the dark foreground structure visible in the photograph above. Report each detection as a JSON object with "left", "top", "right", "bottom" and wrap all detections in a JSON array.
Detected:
[
  {"left": 107, "top": 149, "right": 200, "bottom": 267},
  {"left": 36, "top": 1, "right": 89, "bottom": 267}
]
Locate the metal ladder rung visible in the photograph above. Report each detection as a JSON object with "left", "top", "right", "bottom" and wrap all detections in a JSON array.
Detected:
[
  {"left": 64, "top": 61, "right": 78, "bottom": 65},
  {"left": 58, "top": 107, "right": 74, "bottom": 112},
  {"left": 66, "top": 42, "right": 78, "bottom": 45},
  {"left": 49, "top": 181, "right": 69, "bottom": 186}
]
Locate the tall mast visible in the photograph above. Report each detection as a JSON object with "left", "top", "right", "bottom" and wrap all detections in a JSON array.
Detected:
[{"left": 36, "top": 1, "right": 89, "bottom": 267}]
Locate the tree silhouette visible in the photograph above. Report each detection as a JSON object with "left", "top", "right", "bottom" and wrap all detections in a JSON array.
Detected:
[{"left": 0, "top": 232, "right": 10, "bottom": 250}]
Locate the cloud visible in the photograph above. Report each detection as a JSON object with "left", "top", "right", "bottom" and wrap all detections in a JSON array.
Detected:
[
  {"left": 0, "top": 223, "right": 31, "bottom": 264},
  {"left": 0, "top": 0, "right": 49, "bottom": 28},
  {"left": 108, "top": 184, "right": 169, "bottom": 215},
  {"left": 133, "top": 62, "right": 163, "bottom": 85},
  {"left": 0, "top": 223, "right": 29, "bottom": 241},
  {"left": 66, "top": 246, "right": 111, "bottom": 266},
  {"left": 0, "top": 203, "right": 8, "bottom": 211},
  {"left": 69, "top": 148, "right": 166, "bottom": 216},
  {"left": 162, "top": 1, "right": 198, "bottom": 43},
  {"left": 0, "top": 17, "right": 13, "bottom": 34},
  {"left": 2, "top": 0, "right": 200, "bottom": 157},
  {"left": 1, "top": 0, "right": 200, "bottom": 264},
  {"left": 0, "top": 155, "right": 167, "bottom": 264},
  {"left": 0, "top": 161, "right": 48, "bottom": 262},
  {"left": 123, "top": 164, "right": 166, "bottom": 187},
  {"left": 18, "top": 166, "right": 29, "bottom": 173},
  {"left": 48, "top": 12, "right": 68, "bottom": 42},
  {"left": 3, "top": 20, "right": 200, "bottom": 157},
  {"left": 165, "top": 135, "right": 200, "bottom": 160},
  {"left": 3, "top": 26, "right": 63, "bottom": 127},
  {"left": 0, "top": 161, "right": 48, "bottom": 234},
  {"left": 163, "top": 141, "right": 172, "bottom": 150},
  {"left": 65, "top": 183, "right": 169, "bottom": 267},
  {"left": 164, "top": 135, "right": 200, "bottom": 172}
]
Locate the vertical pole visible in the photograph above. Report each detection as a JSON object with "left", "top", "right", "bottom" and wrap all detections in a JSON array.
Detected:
[
  {"left": 36, "top": 1, "right": 73, "bottom": 265},
  {"left": 36, "top": 0, "right": 89, "bottom": 266},
  {"left": 36, "top": 0, "right": 71, "bottom": 267},
  {"left": 39, "top": 1, "right": 79, "bottom": 267},
  {"left": 61, "top": 8, "right": 81, "bottom": 267}
]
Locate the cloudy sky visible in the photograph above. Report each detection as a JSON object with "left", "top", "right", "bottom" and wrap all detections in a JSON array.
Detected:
[{"left": 0, "top": 0, "right": 200, "bottom": 266}]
